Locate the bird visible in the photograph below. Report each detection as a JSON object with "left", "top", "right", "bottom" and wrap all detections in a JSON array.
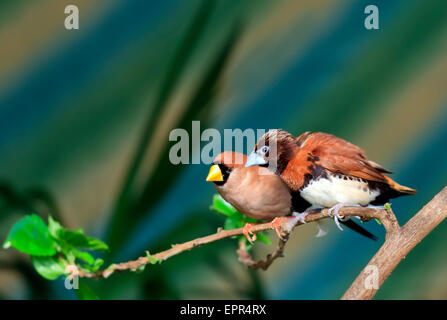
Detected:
[
  {"left": 205, "top": 151, "right": 377, "bottom": 242},
  {"left": 245, "top": 129, "right": 416, "bottom": 231},
  {"left": 206, "top": 151, "right": 295, "bottom": 243}
]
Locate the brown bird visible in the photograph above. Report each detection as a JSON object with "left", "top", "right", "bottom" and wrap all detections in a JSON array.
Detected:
[
  {"left": 245, "top": 130, "right": 416, "bottom": 230},
  {"left": 205, "top": 151, "right": 376, "bottom": 242},
  {"left": 205, "top": 151, "right": 297, "bottom": 242}
]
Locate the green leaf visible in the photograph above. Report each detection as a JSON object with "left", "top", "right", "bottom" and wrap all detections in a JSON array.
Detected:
[
  {"left": 58, "top": 229, "right": 103, "bottom": 250},
  {"left": 92, "top": 258, "right": 104, "bottom": 272},
  {"left": 245, "top": 217, "right": 261, "bottom": 224},
  {"left": 73, "top": 249, "right": 95, "bottom": 265},
  {"left": 211, "top": 194, "right": 271, "bottom": 246},
  {"left": 86, "top": 237, "right": 109, "bottom": 251},
  {"left": 3, "top": 214, "right": 57, "bottom": 256},
  {"left": 48, "top": 215, "right": 63, "bottom": 238},
  {"left": 75, "top": 279, "right": 100, "bottom": 300},
  {"left": 384, "top": 203, "right": 392, "bottom": 210},
  {"left": 135, "top": 265, "right": 146, "bottom": 273},
  {"left": 146, "top": 251, "right": 162, "bottom": 265},
  {"left": 31, "top": 256, "right": 66, "bottom": 280},
  {"left": 49, "top": 216, "right": 109, "bottom": 251},
  {"left": 210, "top": 194, "right": 239, "bottom": 217},
  {"left": 375, "top": 218, "right": 382, "bottom": 225},
  {"left": 224, "top": 216, "right": 244, "bottom": 230}
]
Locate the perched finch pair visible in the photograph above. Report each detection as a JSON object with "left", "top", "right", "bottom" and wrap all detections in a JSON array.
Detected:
[{"left": 206, "top": 130, "right": 416, "bottom": 242}]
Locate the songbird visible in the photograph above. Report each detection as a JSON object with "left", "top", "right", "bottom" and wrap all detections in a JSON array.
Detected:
[
  {"left": 245, "top": 130, "right": 416, "bottom": 230},
  {"left": 206, "top": 151, "right": 295, "bottom": 242},
  {"left": 205, "top": 151, "right": 377, "bottom": 242}
]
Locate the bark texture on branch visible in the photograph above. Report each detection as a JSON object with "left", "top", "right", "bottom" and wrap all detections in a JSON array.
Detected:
[
  {"left": 74, "top": 206, "right": 387, "bottom": 279},
  {"left": 70, "top": 187, "right": 447, "bottom": 301},
  {"left": 342, "top": 186, "right": 447, "bottom": 299}
]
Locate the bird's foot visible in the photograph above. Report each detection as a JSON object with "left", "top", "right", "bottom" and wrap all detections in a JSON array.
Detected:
[
  {"left": 242, "top": 223, "right": 260, "bottom": 244},
  {"left": 292, "top": 211, "right": 309, "bottom": 224},
  {"left": 294, "top": 209, "right": 327, "bottom": 237},
  {"left": 270, "top": 216, "right": 297, "bottom": 239},
  {"left": 328, "top": 203, "right": 360, "bottom": 231}
]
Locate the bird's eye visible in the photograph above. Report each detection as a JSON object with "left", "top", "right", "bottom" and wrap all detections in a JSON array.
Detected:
[{"left": 260, "top": 146, "right": 269, "bottom": 154}]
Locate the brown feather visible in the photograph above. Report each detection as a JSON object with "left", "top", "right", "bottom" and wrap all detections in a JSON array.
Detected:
[
  {"left": 212, "top": 152, "right": 292, "bottom": 221},
  {"left": 213, "top": 151, "right": 247, "bottom": 168},
  {"left": 259, "top": 130, "right": 416, "bottom": 196}
]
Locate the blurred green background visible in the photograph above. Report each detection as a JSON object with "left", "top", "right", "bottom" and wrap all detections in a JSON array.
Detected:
[{"left": 0, "top": 0, "right": 446, "bottom": 299}]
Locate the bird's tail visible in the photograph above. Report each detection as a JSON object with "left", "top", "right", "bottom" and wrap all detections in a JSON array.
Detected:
[
  {"left": 384, "top": 176, "right": 417, "bottom": 195},
  {"left": 341, "top": 219, "right": 378, "bottom": 241}
]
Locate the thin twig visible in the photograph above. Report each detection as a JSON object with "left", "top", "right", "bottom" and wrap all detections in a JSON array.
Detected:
[
  {"left": 75, "top": 206, "right": 388, "bottom": 279},
  {"left": 69, "top": 187, "right": 447, "bottom": 300},
  {"left": 237, "top": 235, "right": 289, "bottom": 270}
]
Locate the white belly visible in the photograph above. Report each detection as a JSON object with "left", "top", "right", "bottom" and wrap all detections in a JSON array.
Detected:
[{"left": 300, "top": 174, "right": 379, "bottom": 208}]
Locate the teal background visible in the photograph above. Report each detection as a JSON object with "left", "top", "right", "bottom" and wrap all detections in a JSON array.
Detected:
[{"left": 0, "top": 0, "right": 446, "bottom": 299}]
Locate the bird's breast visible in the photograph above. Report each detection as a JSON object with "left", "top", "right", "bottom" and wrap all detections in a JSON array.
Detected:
[
  {"left": 217, "top": 167, "right": 292, "bottom": 221},
  {"left": 299, "top": 172, "right": 380, "bottom": 208}
]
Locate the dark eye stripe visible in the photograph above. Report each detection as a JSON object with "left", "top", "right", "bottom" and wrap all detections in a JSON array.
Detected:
[
  {"left": 213, "top": 164, "right": 232, "bottom": 186},
  {"left": 218, "top": 164, "right": 232, "bottom": 177}
]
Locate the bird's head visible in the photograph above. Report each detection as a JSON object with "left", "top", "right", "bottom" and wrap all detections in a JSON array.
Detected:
[
  {"left": 206, "top": 151, "right": 247, "bottom": 186},
  {"left": 245, "top": 129, "right": 298, "bottom": 174}
]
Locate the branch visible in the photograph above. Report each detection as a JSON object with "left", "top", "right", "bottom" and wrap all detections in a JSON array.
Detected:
[
  {"left": 72, "top": 186, "right": 447, "bottom": 301},
  {"left": 74, "top": 206, "right": 388, "bottom": 279},
  {"left": 342, "top": 186, "right": 447, "bottom": 300},
  {"left": 236, "top": 235, "right": 289, "bottom": 270},
  {"left": 236, "top": 206, "right": 399, "bottom": 270}
]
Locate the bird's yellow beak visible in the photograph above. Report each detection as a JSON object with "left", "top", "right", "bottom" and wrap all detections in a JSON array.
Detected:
[{"left": 206, "top": 165, "right": 223, "bottom": 182}]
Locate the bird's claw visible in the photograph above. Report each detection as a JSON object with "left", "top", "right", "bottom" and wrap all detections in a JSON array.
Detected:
[
  {"left": 294, "top": 210, "right": 327, "bottom": 238},
  {"left": 270, "top": 216, "right": 298, "bottom": 239},
  {"left": 293, "top": 211, "right": 309, "bottom": 224},
  {"left": 242, "top": 223, "right": 258, "bottom": 244},
  {"left": 270, "top": 217, "right": 285, "bottom": 239},
  {"left": 328, "top": 203, "right": 352, "bottom": 231}
]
